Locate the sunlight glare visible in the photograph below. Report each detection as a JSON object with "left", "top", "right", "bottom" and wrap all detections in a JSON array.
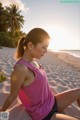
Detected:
[{"left": 45, "top": 26, "right": 76, "bottom": 51}]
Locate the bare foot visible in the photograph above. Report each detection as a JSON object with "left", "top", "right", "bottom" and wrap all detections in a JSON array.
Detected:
[{"left": 77, "top": 99, "right": 80, "bottom": 107}]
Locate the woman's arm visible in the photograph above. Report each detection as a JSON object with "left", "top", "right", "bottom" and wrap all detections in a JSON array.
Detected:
[
  {"left": 1, "top": 64, "right": 28, "bottom": 111},
  {"left": 0, "top": 94, "right": 16, "bottom": 111}
]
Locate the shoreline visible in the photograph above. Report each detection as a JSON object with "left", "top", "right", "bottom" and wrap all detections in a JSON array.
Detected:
[
  {"left": 48, "top": 49, "right": 80, "bottom": 70},
  {"left": 56, "top": 52, "right": 80, "bottom": 70}
]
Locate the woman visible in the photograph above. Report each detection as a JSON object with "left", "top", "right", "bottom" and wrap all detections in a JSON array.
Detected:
[{"left": 0, "top": 28, "right": 80, "bottom": 120}]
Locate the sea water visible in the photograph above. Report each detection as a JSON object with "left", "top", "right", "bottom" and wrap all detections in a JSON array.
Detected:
[
  {"left": 49, "top": 49, "right": 80, "bottom": 58},
  {"left": 60, "top": 50, "right": 80, "bottom": 58}
]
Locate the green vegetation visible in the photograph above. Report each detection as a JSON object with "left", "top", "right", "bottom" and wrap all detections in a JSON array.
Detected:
[
  {"left": 0, "top": 70, "right": 6, "bottom": 83},
  {"left": 0, "top": 2, "right": 26, "bottom": 48}
]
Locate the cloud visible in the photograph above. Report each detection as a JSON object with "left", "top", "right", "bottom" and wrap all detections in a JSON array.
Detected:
[{"left": 0, "top": 0, "right": 30, "bottom": 12}]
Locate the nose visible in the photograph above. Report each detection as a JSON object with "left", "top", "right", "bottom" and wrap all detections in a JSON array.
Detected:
[{"left": 44, "top": 48, "right": 47, "bottom": 53}]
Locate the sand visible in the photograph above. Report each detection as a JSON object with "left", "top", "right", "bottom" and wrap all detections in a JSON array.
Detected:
[
  {"left": 56, "top": 52, "right": 80, "bottom": 70},
  {"left": 0, "top": 47, "right": 80, "bottom": 120}
]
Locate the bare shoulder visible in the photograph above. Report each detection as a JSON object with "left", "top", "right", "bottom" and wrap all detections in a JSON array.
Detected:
[
  {"left": 10, "top": 63, "right": 28, "bottom": 97},
  {"left": 11, "top": 63, "right": 28, "bottom": 82},
  {"left": 14, "top": 63, "right": 28, "bottom": 72}
]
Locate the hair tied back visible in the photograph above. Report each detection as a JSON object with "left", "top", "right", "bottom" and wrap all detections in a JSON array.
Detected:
[{"left": 21, "top": 37, "right": 26, "bottom": 46}]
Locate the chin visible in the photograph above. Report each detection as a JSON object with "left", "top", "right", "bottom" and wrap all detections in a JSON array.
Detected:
[
  {"left": 36, "top": 55, "right": 43, "bottom": 59},
  {"left": 36, "top": 56, "right": 42, "bottom": 59}
]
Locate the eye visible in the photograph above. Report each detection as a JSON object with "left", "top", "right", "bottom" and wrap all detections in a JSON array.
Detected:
[
  {"left": 42, "top": 46, "right": 48, "bottom": 50},
  {"left": 42, "top": 46, "right": 46, "bottom": 49}
]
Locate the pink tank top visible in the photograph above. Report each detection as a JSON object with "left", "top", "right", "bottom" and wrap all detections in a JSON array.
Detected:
[{"left": 15, "top": 59, "right": 55, "bottom": 120}]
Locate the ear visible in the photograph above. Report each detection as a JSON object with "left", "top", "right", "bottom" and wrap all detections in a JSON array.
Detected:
[{"left": 27, "top": 42, "right": 34, "bottom": 49}]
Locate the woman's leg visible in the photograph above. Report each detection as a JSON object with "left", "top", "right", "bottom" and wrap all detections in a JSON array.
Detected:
[
  {"left": 77, "top": 99, "right": 80, "bottom": 107},
  {"left": 50, "top": 113, "right": 79, "bottom": 120},
  {"left": 55, "top": 88, "right": 80, "bottom": 112}
]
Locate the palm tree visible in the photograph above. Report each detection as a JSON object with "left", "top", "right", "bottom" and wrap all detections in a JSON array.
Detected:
[
  {"left": 6, "top": 4, "right": 24, "bottom": 35},
  {"left": 0, "top": 2, "right": 8, "bottom": 31}
]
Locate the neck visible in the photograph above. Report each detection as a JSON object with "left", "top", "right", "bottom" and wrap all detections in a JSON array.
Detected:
[{"left": 21, "top": 50, "right": 35, "bottom": 62}]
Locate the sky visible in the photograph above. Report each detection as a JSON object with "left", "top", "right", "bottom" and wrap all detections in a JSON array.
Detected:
[{"left": 0, "top": 0, "right": 80, "bottom": 50}]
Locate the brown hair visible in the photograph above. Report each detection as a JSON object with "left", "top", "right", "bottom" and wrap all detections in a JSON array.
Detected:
[{"left": 14, "top": 28, "right": 50, "bottom": 60}]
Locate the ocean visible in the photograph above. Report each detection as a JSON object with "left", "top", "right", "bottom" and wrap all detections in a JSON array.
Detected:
[
  {"left": 49, "top": 49, "right": 80, "bottom": 58},
  {"left": 59, "top": 50, "right": 80, "bottom": 58}
]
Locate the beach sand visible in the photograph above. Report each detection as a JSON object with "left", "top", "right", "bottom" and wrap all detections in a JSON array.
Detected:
[
  {"left": 0, "top": 47, "right": 80, "bottom": 120},
  {"left": 56, "top": 52, "right": 80, "bottom": 70}
]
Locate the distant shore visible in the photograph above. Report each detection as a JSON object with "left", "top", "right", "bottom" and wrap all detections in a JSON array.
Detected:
[
  {"left": 56, "top": 52, "right": 80, "bottom": 70},
  {"left": 49, "top": 49, "right": 80, "bottom": 70}
]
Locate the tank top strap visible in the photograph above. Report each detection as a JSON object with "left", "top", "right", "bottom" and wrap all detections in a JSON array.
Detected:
[{"left": 14, "top": 58, "right": 41, "bottom": 73}]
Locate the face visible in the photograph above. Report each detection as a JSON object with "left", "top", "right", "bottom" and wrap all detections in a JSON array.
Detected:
[{"left": 31, "top": 40, "right": 49, "bottom": 59}]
